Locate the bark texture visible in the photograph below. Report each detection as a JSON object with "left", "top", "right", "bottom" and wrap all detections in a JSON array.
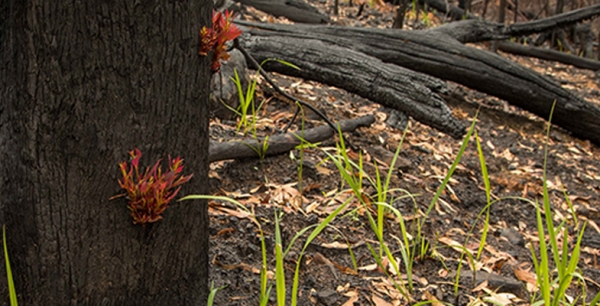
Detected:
[{"left": 0, "top": 1, "right": 211, "bottom": 305}]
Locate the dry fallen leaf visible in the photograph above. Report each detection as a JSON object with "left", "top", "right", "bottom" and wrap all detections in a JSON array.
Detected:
[
  {"left": 372, "top": 293, "right": 394, "bottom": 306},
  {"left": 358, "top": 263, "right": 379, "bottom": 272},
  {"left": 513, "top": 267, "right": 536, "bottom": 285},
  {"left": 472, "top": 280, "right": 489, "bottom": 292},
  {"left": 316, "top": 165, "right": 334, "bottom": 176},
  {"left": 482, "top": 288, "right": 517, "bottom": 305},
  {"left": 208, "top": 205, "right": 253, "bottom": 220},
  {"left": 423, "top": 290, "right": 444, "bottom": 306},
  {"left": 341, "top": 294, "right": 359, "bottom": 306},
  {"left": 215, "top": 228, "right": 235, "bottom": 236},
  {"left": 321, "top": 241, "right": 348, "bottom": 249}
]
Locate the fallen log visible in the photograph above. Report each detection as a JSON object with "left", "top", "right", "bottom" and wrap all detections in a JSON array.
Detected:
[
  {"left": 237, "top": 29, "right": 465, "bottom": 138},
  {"left": 497, "top": 41, "right": 600, "bottom": 71},
  {"left": 421, "top": 0, "right": 600, "bottom": 33},
  {"left": 236, "top": 20, "right": 600, "bottom": 145},
  {"left": 208, "top": 115, "right": 375, "bottom": 162},
  {"left": 234, "top": 0, "right": 331, "bottom": 24},
  {"left": 434, "top": 4, "right": 600, "bottom": 43},
  {"left": 426, "top": 3, "right": 600, "bottom": 71},
  {"left": 425, "top": 2, "right": 600, "bottom": 43}
]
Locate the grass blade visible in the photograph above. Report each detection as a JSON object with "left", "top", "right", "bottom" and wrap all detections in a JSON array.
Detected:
[
  {"left": 3, "top": 225, "right": 18, "bottom": 306},
  {"left": 274, "top": 211, "right": 286, "bottom": 306},
  {"left": 207, "top": 281, "right": 226, "bottom": 306}
]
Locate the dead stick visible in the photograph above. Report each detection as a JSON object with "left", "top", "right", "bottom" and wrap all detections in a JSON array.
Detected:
[{"left": 208, "top": 115, "right": 375, "bottom": 162}]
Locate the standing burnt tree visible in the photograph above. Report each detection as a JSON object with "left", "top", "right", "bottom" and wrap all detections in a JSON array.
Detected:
[{"left": 0, "top": 1, "right": 211, "bottom": 305}]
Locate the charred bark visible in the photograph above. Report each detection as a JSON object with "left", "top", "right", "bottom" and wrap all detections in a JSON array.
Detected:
[
  {"left": 237, "top": 30, "right": 465, "bottom": 138},
  {"left": 0, "top": 1, "right": 211, "bottom": 305},
  {"left": 236, "top": 20, "right": 600, "bottom": 145},
  {"left": 497, "top": 41, "right": 600, "bottom": 71},
  {"left": 234, "top": 0, "right": 331, "bottom": 24},
  {"left": 430, "top": 4, "right": 600, "bottom": 43}
]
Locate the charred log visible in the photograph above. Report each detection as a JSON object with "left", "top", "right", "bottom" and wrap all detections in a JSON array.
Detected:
[
  {"left": 430, "top": 4, "right": 600, "bottom": 43},
  {"left": 497, "top": 41, "right": 600, "bottom": 71},
  {"left": 234, "top": 0, "right": 331, "bottom": 24},
  {"left": 209, "top": 115, "right": 375, "bottom": 162},
  {"left": 236, "top": 20, "right": 600, "bottom": 145},
  {"left": 237, "top": 29, "right": 465, "bottom": 138}
]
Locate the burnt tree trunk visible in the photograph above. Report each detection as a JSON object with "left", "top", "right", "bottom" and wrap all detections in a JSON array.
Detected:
[
  {"left": 236, "top": 16, "right": 600, "bottom": 145},
  {"left": 393, "top": 0, "right": 411, "bottom": 29},
  {"left": 0, "top": 1, "right": 211, "bottom": 305},
  {"left": 491, "top": 0, "right": 507, "bottom": 52}
]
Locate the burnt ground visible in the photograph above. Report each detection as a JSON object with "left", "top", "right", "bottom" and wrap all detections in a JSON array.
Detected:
[{"left": 205, "top": 1, "right": 600, "bottom": 305}]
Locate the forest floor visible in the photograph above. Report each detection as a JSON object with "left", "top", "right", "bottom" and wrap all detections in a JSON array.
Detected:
[{"left": 206, "top": 1, "right": 600, "bottom": 305}]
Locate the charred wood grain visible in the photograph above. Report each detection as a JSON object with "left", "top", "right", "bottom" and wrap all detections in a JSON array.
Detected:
[{"left": 236, "top": 30, "right": 465, "bottom": 138}]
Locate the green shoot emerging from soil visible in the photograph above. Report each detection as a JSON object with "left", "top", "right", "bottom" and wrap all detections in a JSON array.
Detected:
[
  {"left": 224, "top": 59, "right": 299, "bottom": 139},
  {"left": 185, "top": 105, "right": 599, "bottom": 305},
  {"left": 528, "top": 103, "right": 600, "bottom": 306},
  {"left": 207, "top": 281, "right": 226, "bottom": 306}
]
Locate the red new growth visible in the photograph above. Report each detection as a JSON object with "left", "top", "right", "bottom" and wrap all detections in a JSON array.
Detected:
[
  {"left": 199, "top": 10, "right": 242, "bottom": 72},
  {"left": 115, "top": 149, "right": 193, "bottom": 225}
]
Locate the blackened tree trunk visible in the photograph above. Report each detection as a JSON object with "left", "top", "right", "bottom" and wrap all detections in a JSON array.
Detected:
[{"left": 0, "top": 1, "right": 211, "bottom": 305}]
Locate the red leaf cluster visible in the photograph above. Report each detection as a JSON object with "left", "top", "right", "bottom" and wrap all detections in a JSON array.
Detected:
[
  {"left": 199, "top": 10, "right": 242, "bottom": 72},
  {"left": 117, "top": 149, "right": 193, "bottom": 225}
]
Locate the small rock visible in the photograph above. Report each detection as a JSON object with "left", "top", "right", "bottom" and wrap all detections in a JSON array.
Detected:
[
  {"left": 384, "top": 108, "right": 409, "bottom": 130},
  {"left": 413, "top": 145, "right": 431, "bottom": 154},
  {"left": 297, "top": 159, "right": 316, "bottom": 169},
  {"left": 304, "top": 276, "right": 316, "bottom": 287},
  {"left": 499, "top": 228, "right": 525, "bottom": 247},
  {"left": 316, "top": 289, "right": 338, "bottom": 305},
  {"left": 221, "top": 119, "right": 237, "bottom": 126},
  {"left": 307, "top": 214, "right": 319, "bottom": 224},
  {"left": 246, "top": 243, "right": 260, "bottom": 255},
  {"left": 458, "top": 270, "right": 525, "bottom": 297},
  {"left": 550, "top": 130, "right": 563, "bottom": 142},
  {"left": 366, "top": 145, "right": 411, "bottom": 171}
]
